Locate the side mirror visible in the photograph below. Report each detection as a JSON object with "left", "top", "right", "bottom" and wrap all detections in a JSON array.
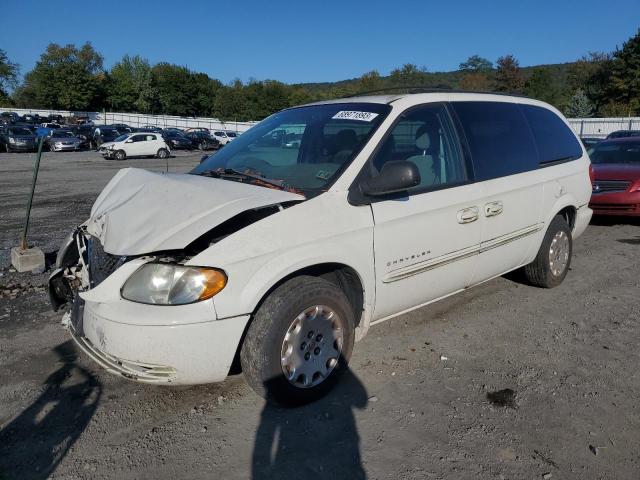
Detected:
[
  {"left": 361, "top": 161, "right": 421, "bottom": 196},
  {"left": 125, "top": 139, "right": 133, "bottom": 143}
]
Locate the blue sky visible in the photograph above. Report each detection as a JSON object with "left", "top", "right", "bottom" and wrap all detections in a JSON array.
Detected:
[{"left": 1, "top": 0, "right": 638, "bottom": 84}]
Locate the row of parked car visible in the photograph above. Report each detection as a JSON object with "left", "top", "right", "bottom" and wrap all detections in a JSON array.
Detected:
[{"left": 0, "top": 114, "right": 241, "bottom": 156}]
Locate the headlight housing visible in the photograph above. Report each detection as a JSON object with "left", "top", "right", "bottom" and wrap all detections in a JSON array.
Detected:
[
  {"left": 121, "top": 263, "right": 227, "bottom": 305},
  {"left": 9, "top": 137, "right": 16, "bottom": 143}
]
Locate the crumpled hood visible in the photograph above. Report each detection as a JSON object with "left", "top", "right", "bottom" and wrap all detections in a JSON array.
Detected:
[{"left": 86, "top": 168, "right": 304, "bottom": 256}]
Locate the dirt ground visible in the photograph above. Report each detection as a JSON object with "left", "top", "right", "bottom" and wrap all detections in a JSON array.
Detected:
[{"left": 1, "top": 150, "right": 639, "bottom": 480}]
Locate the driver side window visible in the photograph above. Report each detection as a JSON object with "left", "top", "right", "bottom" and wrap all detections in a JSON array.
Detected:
[{"left": 370, "top": 103, "right": 467, "bottom": 192}]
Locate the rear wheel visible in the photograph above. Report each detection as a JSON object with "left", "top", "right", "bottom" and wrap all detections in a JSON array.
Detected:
[
  {"left": 523, "top": 215, "right": 572, "bottom": 288},
  {"left": 114, "top": 149, "right": 126, "bottom": 161},
  {"left": 240, "top": 276, "right": 355, "bottom": 406},
  {"left": 157, "top": 148, "right": 169, "bottom": 159}
]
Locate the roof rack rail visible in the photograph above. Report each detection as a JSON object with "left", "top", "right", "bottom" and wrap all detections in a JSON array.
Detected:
[{"left": 342, "top": 85, "right": 531, "bottom": 100}]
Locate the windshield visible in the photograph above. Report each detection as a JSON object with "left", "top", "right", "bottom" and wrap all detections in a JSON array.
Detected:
[
  {"left": 113, "top": 134, "right": 129, "bottom": 142},
  {"left": 590, "top": 141, "right": 640, "bottom": 164},
  {"left": 8, "top": 127, "right": 32, "bottom": 135},
  {"left": 226, "top": 132, "right": 237, "bottom": 137},
  {"left": 192, "top": 103, "right": 391, "bottom": 194}
]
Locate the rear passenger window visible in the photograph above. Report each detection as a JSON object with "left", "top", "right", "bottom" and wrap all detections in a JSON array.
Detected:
[
  {"left": 520, "top": 105, "right": 583, "bottom": 164},
  {"left": 452, "top": 101, "right": 538, "bottom": 181}
]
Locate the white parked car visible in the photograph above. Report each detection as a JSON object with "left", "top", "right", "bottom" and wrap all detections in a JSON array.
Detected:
[
  {"left": 212, "top": 130, "right": 238, "bottom": 145},
  {"left": 50, "top": 92, "right": 592, "bottom": 405},
  {"left": 99, "top": 132, "right": 171, "bottom": 160}
]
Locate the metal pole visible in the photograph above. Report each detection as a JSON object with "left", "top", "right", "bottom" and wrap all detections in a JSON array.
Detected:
[{"left": 20, "top": 136, "right": 44, "bottom": 250}]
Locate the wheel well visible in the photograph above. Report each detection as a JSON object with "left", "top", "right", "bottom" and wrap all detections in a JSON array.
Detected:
[
  {"left": 556, "top": 206, "right": 576, "bottom": 230},
  {"left": 227, "top": 263, "right": 365, "bottom": 376},
  {"left": 262, "top": 263, "right": 365, "bottom": 327}
]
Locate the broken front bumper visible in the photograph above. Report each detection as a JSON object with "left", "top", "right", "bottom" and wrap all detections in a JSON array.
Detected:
[{"left": 68, "top": 299, "right": 250, "bottom": 385}]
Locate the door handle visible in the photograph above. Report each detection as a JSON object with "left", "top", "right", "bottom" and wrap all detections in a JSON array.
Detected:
[
  {"left": 484, "top": 201, "right": 503, "bottom": 217},
  {"left": 457, "top": 206, "right": 479, "bottom": 224}
]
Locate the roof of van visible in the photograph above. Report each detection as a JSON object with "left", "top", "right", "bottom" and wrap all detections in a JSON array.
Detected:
[{"left": 301, "top": 91, "right": 534, "bottom": 107}]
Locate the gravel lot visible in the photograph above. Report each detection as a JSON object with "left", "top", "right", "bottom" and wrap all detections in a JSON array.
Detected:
[{"left": 1, "top": 150, "right": 639, "bottom": 480}]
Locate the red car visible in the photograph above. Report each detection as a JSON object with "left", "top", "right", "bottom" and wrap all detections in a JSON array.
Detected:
[{"left": 589, "top": 137, "right": 640, "bottom": 216}]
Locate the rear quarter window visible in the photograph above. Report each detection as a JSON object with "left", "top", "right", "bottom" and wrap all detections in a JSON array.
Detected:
[
  {"left": 451, "top": 101, "right": 538, "bottom": 181},
  {"left": 519, "top": 104, "right": 583, "bottom": 164}
]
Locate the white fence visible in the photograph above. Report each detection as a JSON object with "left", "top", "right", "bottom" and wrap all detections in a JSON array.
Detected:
[
  {"left": 1, "top": 107, "right": 258, "bottom": 133},
  {"left": 567, "top": 117, "right": 640, "bottom": 138}
]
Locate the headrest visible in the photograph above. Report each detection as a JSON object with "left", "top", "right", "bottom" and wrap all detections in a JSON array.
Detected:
[{"left": 415, "top": 126, "right": 431, "bottom": 151}]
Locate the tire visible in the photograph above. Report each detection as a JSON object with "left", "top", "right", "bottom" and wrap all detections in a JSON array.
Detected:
[
  {"left": 114, "top": 150, "right": 126, "bottom": 161},
  {"left": 240, "top": 276, "right": 356, "bottom": 406},
  {"left": 157, "top": 148, "right": 169, "bottom": 159},
  {"left": 523, "top": 215, "right": 572, "bottom": 288}
]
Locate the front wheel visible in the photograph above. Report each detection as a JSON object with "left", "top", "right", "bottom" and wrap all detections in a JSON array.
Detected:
[
  {"left": 523, "top": 215, "right": 572, "bottom": 288},
  {"left": 157, "top": 148, "right": 169, "bottom": 159},
  {"left": 240, "top": 276, "right": 355, "bottom": 406},
  {"left": 114, "top": 149, "right": 126, "bottom": 161}
]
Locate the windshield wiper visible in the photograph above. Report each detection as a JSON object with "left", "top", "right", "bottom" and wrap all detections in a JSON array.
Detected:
[{"left": 199, "top": 168, "right": 286, "bottom": 190}]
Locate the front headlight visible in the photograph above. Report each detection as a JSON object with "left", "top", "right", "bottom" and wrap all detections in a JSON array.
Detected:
[
  {"left": 9, "top": 137, "right": 16, "bottom": 143},
  {"left": 121, "top": 263, "right": 227, "bottom": 305}
]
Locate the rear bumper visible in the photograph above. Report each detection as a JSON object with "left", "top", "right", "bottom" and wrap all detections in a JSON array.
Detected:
[
  {"left": 573, "top": 205, "right": 593, "bottom": 239},
  {"left": 69, "top": 299, "right": 250, "bottom": 385},
  {"left": 589, "top": 191, "right": 640, "bottom": 216}
]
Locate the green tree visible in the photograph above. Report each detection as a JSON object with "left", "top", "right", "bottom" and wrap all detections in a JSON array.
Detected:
[
  {"left": 14, "top": 43, "right": 105, "bottom": 110},
  {"left": 606, "top": 29, "right": 640, "bottom": 115},
  {"left": 151, "top": 63, "right": 199, "bottom": 116},
  {"left": 459, "top": 72, "right": 492, "bottom": 91},
  {"left": 495, "top": 54, "right": 525, "bottom": 93},
  {"left": 566, "top": 52, "right": 611, "bottom": 114},
  {"left": 390, "top": 63, "right": 427, "bottom": 88},
  {"left": 459, "top": 55, "right": 493, "bottom": 72},
  {"left": 106, "top": 55, "right": 155, "bottom": 112},
  {"left": 357, "top": 70, "right": 383, "bottom": 93},
  {"left": 524, "top": 67, "right": 563, "bottom": 106},
  {"left": 564, "top": 89, "right": 594, "bottom": 117},
  {"left": 0, "top": 49, "right": 19, "bottom": 104}
]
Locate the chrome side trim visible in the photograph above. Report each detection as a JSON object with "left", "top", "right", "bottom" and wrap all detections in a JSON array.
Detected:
[
  {"left": 479, "top": 223, "right": 543, "bottom": 254},
  {"left": 382, "top": 223, "right": 544, "bottom": 283}
]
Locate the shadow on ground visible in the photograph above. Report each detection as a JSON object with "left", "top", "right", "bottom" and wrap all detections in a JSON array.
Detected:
[
  {"left": 0, "top": 340, "right": 101, "bottom": 480},
  {"left": 252, "top": 368, "right": 368, "bottom": 480}
]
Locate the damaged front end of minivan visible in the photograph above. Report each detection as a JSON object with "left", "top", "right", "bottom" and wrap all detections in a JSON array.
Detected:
[{"left": 48, "top": 167, "right": 306, "bottom": 384}]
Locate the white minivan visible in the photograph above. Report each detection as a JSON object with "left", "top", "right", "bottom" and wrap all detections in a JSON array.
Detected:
[
  {"left": 50, "top": 92, "right": 592, "bottom": 405},
  {"left": 99, "top": 132, "right": 171, "bottom": 160}
]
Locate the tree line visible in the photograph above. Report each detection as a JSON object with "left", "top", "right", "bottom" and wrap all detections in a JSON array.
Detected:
[{"left": 0, "top": 29, "right": 638, "bottom": 121}]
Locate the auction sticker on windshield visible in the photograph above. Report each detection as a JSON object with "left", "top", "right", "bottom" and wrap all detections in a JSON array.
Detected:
[{"left": 332, "top": 111, "right": 379, "bottom": 122}]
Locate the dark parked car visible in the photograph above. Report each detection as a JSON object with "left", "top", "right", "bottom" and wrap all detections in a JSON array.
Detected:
[
  {"left": 163, "top": 127, "right": 184, "bottom": 134},
  {"left": 0, "top": 111, "right": 20, "bottom": 125},
  {"left": 589, "top": 137, "right": 640, "bottom": 216},
  {"left": 21, "top": 113, "right": 42, "bottom": 124},
  {"left": 606, "top": 130, "right": 640, "bottom": 139},
  {"left": 162, "top": 130, "right": 193, "bottom": 150},
  {"left": 110, "top": 123, "right": 133, "bottom": 133},
  {"left": 184, "top": 131, "right": 220, "bottom": 150},
  {"left": 92, "top": 127, "right": 121, "bottom": 149},
  {"left": 139, "top": 125, "right": 163, "bottom": 133},
  {"left": 580, "top": 137, "right": 601, "bottom": 149},
  {"left": 0, "top": 125, "right": 38, "bottom": 152},
  {"left": 70, "top": 124, "right": 94, "bottom": 149}
]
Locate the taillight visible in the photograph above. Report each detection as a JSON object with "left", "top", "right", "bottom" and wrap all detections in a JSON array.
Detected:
[{"left": 589, "top": 164, "right": 595, "bottom": 184}]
